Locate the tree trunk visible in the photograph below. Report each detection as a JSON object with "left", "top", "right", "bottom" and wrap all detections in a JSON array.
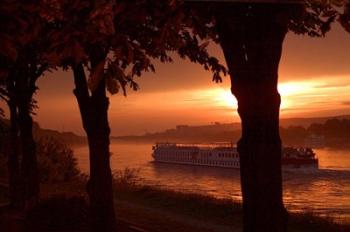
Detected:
[
  {"left": 17, "top": 97, "right": 39, "bottom": 208},
  {"left": 73, "top": 63, "right": 116, "bottom": 231},
  {"left": 6, "top": 70, "right": 40, "bottom": 208},
  {"left": 6, "top": 91, "right": 21, "bottom": 208},
  {"left": 216, "top": 5, "right": 288, "bottom": 232}
]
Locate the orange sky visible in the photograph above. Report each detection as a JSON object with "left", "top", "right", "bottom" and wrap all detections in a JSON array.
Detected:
[{"left": 1, "top": 24, "right": 350, "bottom": 136}]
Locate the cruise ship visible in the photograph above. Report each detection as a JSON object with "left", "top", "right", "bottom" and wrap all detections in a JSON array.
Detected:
[{"left": 152, "top": 143, "right": 318, "bottom": 169}]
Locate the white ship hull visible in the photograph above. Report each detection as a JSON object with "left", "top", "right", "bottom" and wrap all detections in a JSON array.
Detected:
[
  {"left": 152, "top": 143, "right": 240, "bottom": 169},
  {"left": 152, "top": 143, "right": 318, "bottom": 169}
]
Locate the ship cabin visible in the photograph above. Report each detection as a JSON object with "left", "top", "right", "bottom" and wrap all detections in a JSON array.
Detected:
[{"left": 152, "top": 143, "right": 240, "bottom": 169}]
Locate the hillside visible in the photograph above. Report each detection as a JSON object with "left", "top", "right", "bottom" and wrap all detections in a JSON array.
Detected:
[
  {"left": 0, "top": 119, "right": 86, "bottom": 146},
  {"left": 113, "top": 115, "right": 350, "bottom": 147},
  {"left": 280, "top": 115, "right": 350, "bottom": 127}
]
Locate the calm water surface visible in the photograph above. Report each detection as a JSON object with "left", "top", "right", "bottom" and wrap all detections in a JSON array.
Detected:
[{"left": 74, "top": 142, "right": 350, "bottom": 221}]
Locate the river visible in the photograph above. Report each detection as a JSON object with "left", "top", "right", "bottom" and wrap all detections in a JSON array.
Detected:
[{"left": 73, "top": 141, "right": 350, "bottom": 221}]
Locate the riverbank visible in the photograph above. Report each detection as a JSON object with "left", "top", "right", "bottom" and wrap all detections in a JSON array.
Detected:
[
  {"left": 0, "top": 177, "right": 349, "bottom": 232},
  {"left": 114, "top": 177, "right": 349, "bottom": 232}
]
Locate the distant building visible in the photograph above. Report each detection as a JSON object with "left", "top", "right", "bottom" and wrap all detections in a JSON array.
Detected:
[
  {"left": 176, "top": 125, "right": 189, "bottom": 130},
  {"left": 304, "top": 134, "right": 325, "bottom": 148}
]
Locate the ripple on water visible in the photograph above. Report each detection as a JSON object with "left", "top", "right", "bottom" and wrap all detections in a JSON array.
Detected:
[{"left": 73, "top": 143, "right": 350, "bottom": 220}]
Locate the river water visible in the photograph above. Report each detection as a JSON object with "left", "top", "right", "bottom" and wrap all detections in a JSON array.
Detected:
[{"left": 74, "top": 142, "right": 350, "bottom": 221}]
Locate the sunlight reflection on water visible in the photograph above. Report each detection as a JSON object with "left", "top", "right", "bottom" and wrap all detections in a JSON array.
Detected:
[{"left": 73, "top": 143, "right": 350, "bottom": 221}]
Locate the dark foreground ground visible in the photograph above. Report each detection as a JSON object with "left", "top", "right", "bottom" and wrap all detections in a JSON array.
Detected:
[{"left": 0, "top": 180, "right": 349, "bottom": 232}]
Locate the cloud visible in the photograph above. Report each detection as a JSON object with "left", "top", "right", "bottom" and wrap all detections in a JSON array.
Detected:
[{"left": 315, "top": 83, "right": 350, "bottom": 89}]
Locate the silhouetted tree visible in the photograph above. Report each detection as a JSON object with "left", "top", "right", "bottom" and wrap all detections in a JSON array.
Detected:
[
  {"left": 0, "top": 1, "right": 23, "bottom": 208},
  {"left": 280, "top": 126, "right": 308, "bottom": 145},
  {"left": 0, "top": 1, "right": 52, "bottom": 208},
  {"left": 308, "top": 122, "right": 324, "bottom": 135},
  {"left": 340, "top": 0, "right": 350, "bottom": 32},
  {"left": 46, "top": 1, "right": 226, "bottom": 230},
  {"left": 186, "top": 0, "right": 349, "bottom": 231},
  {"left": 209, "top": 1, "right": 348, "bottom": 231},
  {"left": 308, "top": 118, "right": 350, "bottom": 138}
]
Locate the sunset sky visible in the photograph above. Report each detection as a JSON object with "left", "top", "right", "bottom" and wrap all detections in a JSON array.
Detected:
[{"left": 2, "top": 24, "right": 350, "bottom": 136}]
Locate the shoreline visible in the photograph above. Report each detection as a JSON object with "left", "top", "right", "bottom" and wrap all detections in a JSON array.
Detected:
[{"left": 0, "top": 178, "right": 349, "bottom": 231}]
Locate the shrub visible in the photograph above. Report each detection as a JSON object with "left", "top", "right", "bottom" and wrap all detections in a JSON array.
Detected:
[
  {"left": 0, "top": 135, "right": 82, "bottom": 182},
  {"left": 113, "top": 168, "right": 140, "bottom": 189},
  {"left": 36, "top": 137, "right": 81, "bottom": 183}
]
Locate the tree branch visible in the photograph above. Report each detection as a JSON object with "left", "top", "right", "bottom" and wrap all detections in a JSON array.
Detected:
[
  {"left": 72, "top": 63, "right": 90, "bottom": 99},
  {"left": 0, "top": 88, "right": 9, "bottom": 103}
]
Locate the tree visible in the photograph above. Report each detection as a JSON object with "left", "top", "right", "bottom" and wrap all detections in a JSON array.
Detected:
[
  {"left": 0, "top": 0, "right": 24, "bottom": 208},
  {"left": 340, "top": 0, "right": 350, "bottom": 32},
  {"left": 0, "top": 1, "right": 52, "bottom": 208},
  {"left": 46, "top": 0, "right": 226, "bottom": 230},
  {"left": 188, "top": 1, "right": 348, "bottom": 231}
]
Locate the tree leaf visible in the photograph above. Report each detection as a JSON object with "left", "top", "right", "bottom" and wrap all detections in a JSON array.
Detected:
[
  {"left": 0, "top": 36, "right": 17, "bottom": 61},
  {"left": 106, "top": 74, "right": 119, "bottom": 95}
]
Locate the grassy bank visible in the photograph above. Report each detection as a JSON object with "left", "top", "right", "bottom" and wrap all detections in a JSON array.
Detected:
[
  {"left": 113, "top": 171, "right": 350, "bottom": 232},
  {"left": 0, "top": 177, "right": 349, "bottom": 231},
  {"left": 115, "top": 185, "right": 349, "bottom": 232}
]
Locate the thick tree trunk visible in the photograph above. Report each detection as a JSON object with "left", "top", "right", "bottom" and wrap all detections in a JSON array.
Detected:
[
  {"left": 6, "top": 71, "right": 40, "bottom": 208},
  {"left": 73, "top": 63, "right": 116, "bottom": 231},
  {"left": 7, "top": 97, "right": 21, "bottom": 208},
  {"left": 18, "top": 98, "right": 39, "bottom": 207},
  {"left": 85, "top": 99, "right": 115, "bottom": 232},
  {"left": 216, "top": 5, "right": 288, "bottom": 232}
]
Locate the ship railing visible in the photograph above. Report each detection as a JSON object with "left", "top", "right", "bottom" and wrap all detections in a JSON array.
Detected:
[{"left": 154, "top": 142, "right": 235, "bottom": 149}]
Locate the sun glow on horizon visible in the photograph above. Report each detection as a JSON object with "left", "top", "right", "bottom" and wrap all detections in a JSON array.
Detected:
[
  {"left": 196, "top": 78, "right": 350, "bottom": 116},
  {"left": 277, "top": 77, "right": 350, "bottom": 116},
  {"left": 190, "top": 88, "right": 237, "bottom": 109},
  {"left": 112, "top": 77, "right": 350, "bottom": 117},
  {"left": 10, "top": 74, "right": 348, "bottom": 135},
  {"left": 278, "top": 81, "right": 316, "bottom": 96},
  {"left": 278, "top": 81, "right": 319, "bottom": 110}
]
